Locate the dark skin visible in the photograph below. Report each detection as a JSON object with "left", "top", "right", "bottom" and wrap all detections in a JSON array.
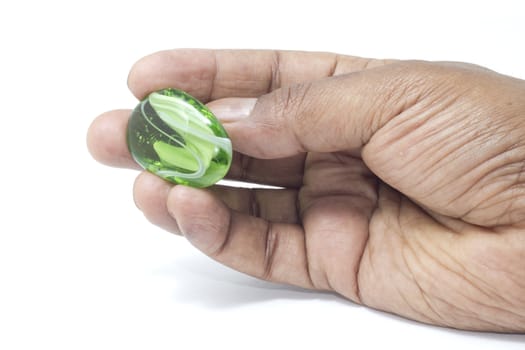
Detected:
[{"left": 87, "top": 49, "right": 525, "bottom": 332}]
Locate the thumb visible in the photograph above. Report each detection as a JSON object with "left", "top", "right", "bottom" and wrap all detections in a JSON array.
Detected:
[{"left": 208, "top": 61, "right": 425, "bottom": 159}]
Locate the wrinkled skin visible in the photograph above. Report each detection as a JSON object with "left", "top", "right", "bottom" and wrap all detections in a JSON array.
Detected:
[{"left": 87, "top": 50, "right": 525, "bottom": 332}]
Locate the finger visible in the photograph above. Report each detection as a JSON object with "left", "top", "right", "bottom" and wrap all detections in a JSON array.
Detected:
[
  {"left": 127, "top": 49, "right": 395, "bottom": 102},
  {"left": 299, "top": 152, "right": 378, "bottom": 302},
  {"left": 208, "top": 61, "right": 426, "bottom": 159},
  {"left": 133, "top": 172, "right": 299, "bottom": 230},
  {"left": 87, "top": 109, "right": 140, "bottom": 169},
  {"left": 133, "top": 171, "right": 180, "bottom": 234},
  {"left": 167, "top": 185, "right": 315, "bottom": 288},
  {"left": 209, "top": 186, "right": 299, "bottom": 224}
]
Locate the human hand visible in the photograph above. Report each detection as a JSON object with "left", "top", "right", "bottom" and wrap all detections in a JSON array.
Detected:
[{"left": 87, "top": 50, "right": 525, "bottom": 332}]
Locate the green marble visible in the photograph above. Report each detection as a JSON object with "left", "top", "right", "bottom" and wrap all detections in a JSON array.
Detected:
[{"left": 127, "top": 88, "right": 232, "bottom": 188}]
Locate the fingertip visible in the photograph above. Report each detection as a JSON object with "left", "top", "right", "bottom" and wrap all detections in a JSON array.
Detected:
[
  {"left": 127, "top": 51, "right": 161, "bottom": 100},
  {"left": 87, "top": 110, "right": 134, "bottom": 168},
  {"left": 86, "top": 111, "right": 108, "bottom": 162},
  {"left": 133, "top": 171, "right": 180, "bottom": 234},
  {"left": 167, "top": 185, "right": 231, "bottom": 253},
  {"left": 126, "top": 49, "right": 215, "bottom": 101}
]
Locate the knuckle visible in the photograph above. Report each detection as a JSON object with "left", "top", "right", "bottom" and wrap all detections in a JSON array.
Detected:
[
  {"left": 254, "top": 82, "right": 315, "bottom": 152},
  {"left": 269, "top": 50, "right": 282, "bottom": 91},
  {"left": 272, "top": 83, "right": 313, "bottom": 124},
  {"left": 262, "top": 222, "right": 279, "bottom": 281},
  {"left": 275, "top": 85, "right": 294, "bottom": 114}
]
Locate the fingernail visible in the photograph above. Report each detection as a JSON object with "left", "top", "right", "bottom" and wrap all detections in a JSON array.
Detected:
[{"left": 207, "top": 98, "right": 257, "bottom": 123}]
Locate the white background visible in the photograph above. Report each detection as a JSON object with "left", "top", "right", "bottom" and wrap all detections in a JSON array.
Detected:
[{"left": 0, "top": 0, "right": 524, "bottom": 349}]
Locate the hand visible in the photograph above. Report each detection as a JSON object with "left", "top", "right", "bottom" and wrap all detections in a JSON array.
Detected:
[{"left": 87, "top": 50, "right": 525, "bottom": 332}]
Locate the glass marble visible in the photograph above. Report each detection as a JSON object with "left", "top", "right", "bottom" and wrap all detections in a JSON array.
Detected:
[{"left": 127, "top": 88, "right": 232, "bottom": 188}]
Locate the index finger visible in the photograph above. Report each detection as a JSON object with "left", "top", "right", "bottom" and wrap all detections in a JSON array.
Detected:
[{"left": 127, "top": 49, "right": 394, "bottom": 102}]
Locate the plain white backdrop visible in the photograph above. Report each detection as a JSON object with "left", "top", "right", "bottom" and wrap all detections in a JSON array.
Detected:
[{"left": 0, "top": 0, "right": 524, "bottom": 348}]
